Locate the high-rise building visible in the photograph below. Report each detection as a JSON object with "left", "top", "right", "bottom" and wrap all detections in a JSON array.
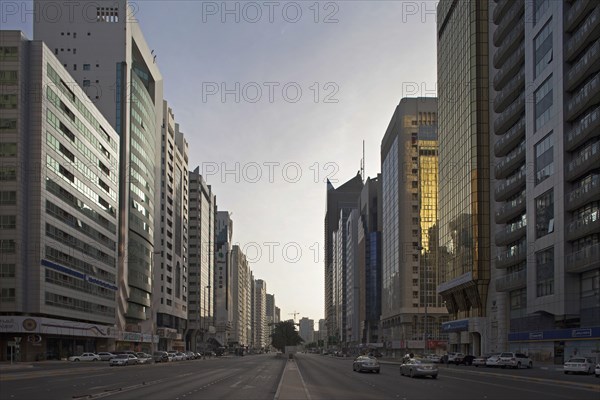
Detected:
[
  {"left": 380, "top": 98, "right": 447, "bottom": 353},
  {"left": 231, "top": 245, "right": 252, "bottom": 347},
  {"left": 325, "top": 173, "right": 363, "bottom": 346},
  {"left": 254, "top": 279, "right": 267, "bottom": 349},
  {"left": 333, "top": 207, "right": 354, "bottom": 345},
  {"left": 153, "top": 102, "right": 189, "bottom": 352},
  {"left": 214, "top": 211, "right": 233, "bottom": 347},
  {"left": 275, "top": 307, "right": 281, "bottom": 324},
  {"left": 34, "top": 0, "right": 164, "bottom": 347},
  {"left": 489, "top": 0, "right": 600, "bottom": 361},
  {"left": 318, "top": 319, "right": 327, "bottom": 343},
  {"left": 299, "top": 317, "right": 315, "bottom": 344},
  {"left": 345, "top": 209, "right": 360, "bottom": 346},
  {"left": 437, "top": 0, "right": 490, "bottom": 356},
  {"left": 357, "top": 175, "right": 382, "bottom": 345},
  {"left": 186, "top": 168, "right": 215, "bottom": 352},
  {"left": 265, "top": 294, "right": 276, "bottom": 348},
  {"left": 0, "top": 31, "right": 120, "bottom": 361}
]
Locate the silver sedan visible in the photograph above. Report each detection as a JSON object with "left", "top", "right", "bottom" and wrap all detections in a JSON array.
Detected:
[
  {"left": 400, "top": 358, "right": 438, "bottom": 379},
  {"left": 352, "top": 356, "right": 380, "bottom": 373}
]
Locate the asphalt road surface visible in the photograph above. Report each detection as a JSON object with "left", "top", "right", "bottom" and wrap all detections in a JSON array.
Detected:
[
  {"left": 1, "top": 353, "right": 599, "bottom": 400},
  {"left": 294, "top": 353, "right": 600, "bottom": 400}
]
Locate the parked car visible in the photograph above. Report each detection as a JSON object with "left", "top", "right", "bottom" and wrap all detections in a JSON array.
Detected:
[
  {"left": 473, "top": 355, "right": 488, "bottom": 367},
  {"left": 400, "top": 358, "right": 438, "bottom": 379},
  {"left": 135, "top": 352, "right": 153, "bottom": 364},
  {"left": 168, "top": 351, "right": 183, "bottom": 361},
  {"left": 96, "top": 352, "right": 116, "bottom": 361},
  {"left": 485, "top": 353, "right": 502, "bottom": 367},
  {"left": 456, "top": 355, "right": 476, "bottom": 366},
  {"left": 595, "top": 363, "right": 600, "bottom": 378},
  {"left": 473, "top": 354, "right": 494, "bottom": 367},
  {"left": 68, "top": 353, "right": 100, "bottom": 362},
  {"left": 564, "top": 357, "right": 595, "bottom": 375},
  {"left": 177, "top": 352, "right": 188, "bottom": 360},
  {"left": 153, "top": 351, "right": 170, "bottom": 363},
  {"left": 447, "top": 352, "right": 465, "bottom": 364},
  {"left": 109, "top": 353, "right": 139, "bottom": 366},
  {"left": 185, "top": 351, "right": 197, "bottom": 360},
  {"left": 352, "top": 356, "right": 380, "bottom": 373},
  {"left": 425, "top": 354, "right": 441, "bottom": 363},
  {"left": 498, "top": 352, "right": 532, "bottom": 369}
]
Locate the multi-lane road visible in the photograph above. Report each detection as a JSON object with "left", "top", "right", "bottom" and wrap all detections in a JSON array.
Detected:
[{"left": 0, "top": 353, "right": 598, "bottom": 399}]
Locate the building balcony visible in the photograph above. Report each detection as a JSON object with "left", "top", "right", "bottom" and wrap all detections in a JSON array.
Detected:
[
  {"left": 495, "top": 193, "right": 526, "bottom": 224},
  {"left": 495, "top": 141, "right": 526, "bottom": 179},
  {"left": 495, "top": 269, "right": 527, "bottom": 292},
  {"left": 566, "top": 0, "right": 597, "bottom": 33},
  {"left": 565, "top": 140, "right": 600, "bottom": 181},
  {"left": 565, "top": 6, "right": 600, "bottom": 62},
  {"left": 566, "top": 213, "right": 600, "bottom": 241},
  {"left": 494, "top": 69, "right": 525, "bottom": 113},
  {"left": 493, "top": 1, "right": 524, "bottom": 47},
  {"left": 494, "top": 116, "right": 525, "bottom": 156},
  {"left": 493, "top": 0, "right": 514, "bottom": 25},
  {"left": 565, "top": 72, "right": 600, "bottom": 121},
  {"left": 565, "top": 39, "right": 600, "bottom": 91},
  {"left": 496, "top": 242, "right": 527, "bottom": 269},
  {"left": 495, "top": 169, "right": 526, "bottom": 202},
  {"left": 494, "top": 94, "right": 525, "bottom": 136},
  {"left": 493, "top": 44, "right": 525, "bottom": 91},
  {"left": 495, "top": 221, "right": 527, "bottom": 246},
  {"left": 566, "top": 174, "right": 600, "bottom": 211},
  {"left": 566, "top": 105, "right": 600, "bottom": 151},
  {"left": 565, "top": 243, "right": 600, "bottom": 273},
  {"left": 493, "top": 21, "right": 524, "bottom": 69}
]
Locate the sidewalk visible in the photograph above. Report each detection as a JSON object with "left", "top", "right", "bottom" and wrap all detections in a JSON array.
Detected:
[
  {"left": 274, "top": 357, "right": 311, "bottom": 400},
  {"left": 0, "top": 360, "right": 67, "bottom": 373}
]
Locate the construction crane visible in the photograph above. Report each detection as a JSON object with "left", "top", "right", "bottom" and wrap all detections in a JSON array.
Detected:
[{"left": 289, "top": 311, "right": 300, "bottom": 321}]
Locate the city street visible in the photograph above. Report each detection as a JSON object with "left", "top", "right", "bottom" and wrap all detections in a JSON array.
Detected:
[
  {"left": 295, "top": 353, "right": 600, "bottom": 400},
  {"left": 0, "top": 354, "right": 285, "bottom": 400},
  {"left": 1, "top": 353, "right": 599, "bottom": 400}
]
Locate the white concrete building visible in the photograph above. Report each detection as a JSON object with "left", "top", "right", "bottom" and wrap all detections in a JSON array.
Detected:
[
  {"left": 187, "top": 169, "right": 216, "bottom": 352},
  {"left": 153, "top": 102, "right": 189, "bottom": 351},
  {"left": 0, "top": 31, "right": 119, "bottom": 361}
]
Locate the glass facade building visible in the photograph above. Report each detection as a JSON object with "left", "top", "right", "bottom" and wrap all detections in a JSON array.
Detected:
[
  {"left": 437, "top": 0, "right": 490, "bottom": 355},
  {"left": 380, "top": 98, "right": 447, "bottom": 352}
]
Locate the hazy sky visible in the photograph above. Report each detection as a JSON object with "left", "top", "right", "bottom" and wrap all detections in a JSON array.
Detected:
[{"left": 4, "top": 0, "right": 438, "bottom": 326}]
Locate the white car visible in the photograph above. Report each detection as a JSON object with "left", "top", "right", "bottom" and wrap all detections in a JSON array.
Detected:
[
  {"left": 109, "top": 354, "right": 139, "bottom": 366},
  {"left": 425, "top": 354, "right": 441, "bottom": 363},
  {"left": 498, "top": 352, "right": 532, "bottom": 369},
  {"left": 564, "top": 358, "right": 595, "bottom": 375},
  {"left": 68, "top": 352, "right": 100, "bottom": 362},
  {"left": 447, "top": 352, "right": 465, "bottom": 364},
  {"left": 135, "top": 352, "right": 153, "bottom": 364},
  {"left": 97, "top": 352, "right": 117, "bottom": 361},
  {"left": 595, "top": 363, "right": 600, "bottom": 378},
  {"left": 485, "top": 354, "right": 502, "bottom": 367}
]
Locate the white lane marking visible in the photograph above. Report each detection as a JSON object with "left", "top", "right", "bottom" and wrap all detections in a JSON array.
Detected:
[{"left": 230, "top": 380, "right": 242, "bottom": 388}]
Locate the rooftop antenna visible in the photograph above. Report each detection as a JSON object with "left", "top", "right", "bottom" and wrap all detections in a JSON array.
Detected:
[{"left": 360, "top": 140, "right": 365, "bottom": 183}]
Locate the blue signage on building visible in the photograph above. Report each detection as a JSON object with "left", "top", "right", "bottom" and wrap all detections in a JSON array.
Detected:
[
  {"left": 441, "top": 319, "right": 469, "bottom": 332},
  {"left": 509, "top": 327, "right": 600, "bottom": 342}
]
